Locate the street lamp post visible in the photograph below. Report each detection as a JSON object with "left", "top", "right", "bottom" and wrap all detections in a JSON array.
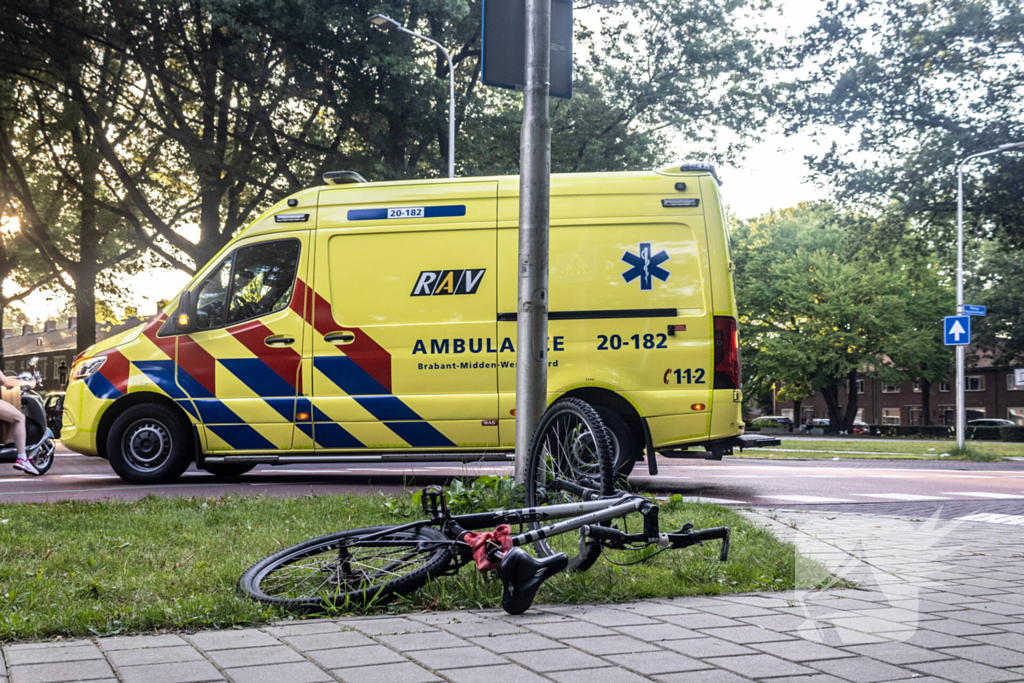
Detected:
[
  {"left": 955, "top": 141, "right": 1024, "bottom": 449},
  {"left": 369, "top": 14, "right": 455, "bottom": 179}
]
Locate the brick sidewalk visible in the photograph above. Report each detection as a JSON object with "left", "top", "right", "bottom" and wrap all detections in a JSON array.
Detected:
[{"left": 4, "top": 509, "right": 1024, "bottom": 683}]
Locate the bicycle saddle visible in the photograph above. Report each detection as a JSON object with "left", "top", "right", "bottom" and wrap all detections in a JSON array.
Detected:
[{"left": 497, "top": 547, "right": 569, "bottom": 615}]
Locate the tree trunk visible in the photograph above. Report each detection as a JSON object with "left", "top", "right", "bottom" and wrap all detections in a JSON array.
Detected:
[
  {"left": 821, "top": 384, "right": 842, "bottom": 433},
  {"left": 844, "top": 368, "right": 859, "bottom": 433},
  {"left": 921, "top": 378, "right": 932, "bottom": 425}
]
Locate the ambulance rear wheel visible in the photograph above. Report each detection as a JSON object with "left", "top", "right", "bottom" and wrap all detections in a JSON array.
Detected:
[
  {"left": 202, "top": 463, "right": 256, "bottom": 478},
  {"left": 595, "top": 407, "right": 640, "bottom": 482},
  {"left": 107, "top": 404, "right": 192, "bottom": 484}
]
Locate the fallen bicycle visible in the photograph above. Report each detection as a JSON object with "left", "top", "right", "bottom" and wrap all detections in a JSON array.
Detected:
[{"left": 239, "top": 398, "right": 731, "bottom": 615}]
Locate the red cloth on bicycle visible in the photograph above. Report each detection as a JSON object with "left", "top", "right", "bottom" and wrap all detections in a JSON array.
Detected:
[{"left": 463, "top": 524, "right": 513, "bottom": 572}]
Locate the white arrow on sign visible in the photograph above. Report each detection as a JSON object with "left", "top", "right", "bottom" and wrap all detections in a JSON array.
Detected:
[{"left": 950, "top": 319, "right": 967, "bottom": 341}]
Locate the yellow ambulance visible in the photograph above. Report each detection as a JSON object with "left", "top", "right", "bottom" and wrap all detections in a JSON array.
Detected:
[{"left": 62, "top": 163, "right": 748, "bottom": 484}]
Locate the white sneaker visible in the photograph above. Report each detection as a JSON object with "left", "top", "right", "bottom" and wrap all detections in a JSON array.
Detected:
[{"left": 14, "top": 456, "right": 40, "bottom": 476}]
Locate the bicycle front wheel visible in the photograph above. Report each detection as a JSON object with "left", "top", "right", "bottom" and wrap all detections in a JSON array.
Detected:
[
  {"left": 524, "top": 398, "right": 615, "bottom": 571},
  {"left": 239, "top": 525, "right": 452, "bottom": 611}
]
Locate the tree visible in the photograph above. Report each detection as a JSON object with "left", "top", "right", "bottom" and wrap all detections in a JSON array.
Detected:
[
  {"left": 968, "top": 243, "right": 1024, "bottom": 366},
  {"left": 2, "top": 0, "right": 780, "bottom": 275},
  {"left": 0, "top": 71, "right": 141, "bottom": 353},
  {"left": 789, "top": 0, "right": 1024, "bottom": 250},
  {"left": 733, "top": 204, "right": 927, "bottom": 432}
]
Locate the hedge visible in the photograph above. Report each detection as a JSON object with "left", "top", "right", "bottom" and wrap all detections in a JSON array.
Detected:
[{"left": 748, "top": 423, "right": 1024, "bottom": 441}]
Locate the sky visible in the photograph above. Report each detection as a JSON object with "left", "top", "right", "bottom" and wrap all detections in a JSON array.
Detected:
[{"left": 11, "top": 0, "right": 833, "bottom": 326}]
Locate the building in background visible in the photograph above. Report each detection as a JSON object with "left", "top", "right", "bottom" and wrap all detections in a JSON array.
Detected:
[
  {"left": 773, "top": 360, "right": 1024, "bottom": 426},
  {"left": 1, "top": 315, "right": 147, "bottom": 393}
]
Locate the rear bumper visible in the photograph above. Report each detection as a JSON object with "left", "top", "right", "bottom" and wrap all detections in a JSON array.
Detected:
[{"left": 658, "top": 433, "right": 781, "bottom": 460}]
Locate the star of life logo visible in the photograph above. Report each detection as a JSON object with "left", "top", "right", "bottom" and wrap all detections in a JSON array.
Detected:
[{"left": 621, "top": 242, "right": 670, "bottom": 291}]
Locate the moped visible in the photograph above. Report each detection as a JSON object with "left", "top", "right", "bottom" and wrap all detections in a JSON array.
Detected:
[{"left": 0, "top": 357, "right": 56, "bottom": 475}]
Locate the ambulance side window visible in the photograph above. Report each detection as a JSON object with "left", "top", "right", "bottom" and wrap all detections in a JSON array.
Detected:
[
  {"left": 193, "top": 258, "right": 232, "bottom": 330},
  {"left": 225, "top": 240, "right": 301, "bottom": 325}
]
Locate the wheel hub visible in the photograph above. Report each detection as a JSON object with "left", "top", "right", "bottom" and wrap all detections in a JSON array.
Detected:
[{"left": 125, "top": 422, "right": 170, "bottom": 468}]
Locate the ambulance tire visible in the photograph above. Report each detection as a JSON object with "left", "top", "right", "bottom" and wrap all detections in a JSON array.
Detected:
[
  {"left": 525, "top": 398, "right": 615, "bottom": 572},
  {"left": 202, "top": 463, "right": 257, "bottom": 479},
  {"left": 595, "top": 407, "right": 640, "bottom": 482},
  {"left": 106, "top": 404, "right": 192, "bottom": 485}
]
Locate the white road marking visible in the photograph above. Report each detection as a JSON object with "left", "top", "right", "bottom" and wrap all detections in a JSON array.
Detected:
[
  {"left": 755, "top": 495, "right": 855, "bottom": 504},
  {"left": 957, "top": 513, "right": 1024, "bottom": 525},
  {"left": 942, "top": 492, "right": 1024, "bottom": 499},
  {"left": 853, "top": 493, "right": 951, "bottom": 501}
]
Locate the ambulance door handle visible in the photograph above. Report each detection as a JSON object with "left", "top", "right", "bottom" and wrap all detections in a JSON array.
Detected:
[
  {"left": 264, "top": 334, "right": 295, "bottom": 347},
  {"left": 325, "top": 331, "right": 356, "bottom": 345}
]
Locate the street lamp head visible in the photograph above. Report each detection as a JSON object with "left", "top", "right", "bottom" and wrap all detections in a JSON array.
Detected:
[
  {"left": 997, "top": 141, "right": 1024, "bottom": 153},
  {"left": 369, "top": 14, "right": 402, "bottom": 31}
]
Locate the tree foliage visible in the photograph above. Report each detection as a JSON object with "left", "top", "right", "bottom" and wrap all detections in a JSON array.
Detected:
[{"left": 733, "top": 203, "right": 953, "bottom": 430}]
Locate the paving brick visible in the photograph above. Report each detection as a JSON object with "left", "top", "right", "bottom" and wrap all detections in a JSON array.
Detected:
[
  {"left": 305, "top": 644, "right": 406, "bottom": 669},
  {"left": 281, "top": 631, "right": 375, "bottom": 652},
  {"left": 653, "top": 671, "right": 755, "bottom": 683},
  {"left": 404, "top": 645, "right": 505, "bottom": 670},
  {"left": 915, "top": 619, "right": 1003, "bottom": 637},
  {"left": 702, "top": 604, "right": 777, "bottom": 619},
  {"left": 910, "top": 658, "right": 1021, "bottom": 682},
  {"left": 376, "top": 630, "right": 467, "bottom": 652},
  {"left": 549, "top": 667, "right": 651, "bottom": 683},
  {"left": 613, "top": 623, "right": 703, "bottom": 641},
  {"left": 571, "top": 607, "right": 658, "bottom": 627},
  {"left": 843, "top": 641, "right": 953, "bottom": 664},
  {"left": 469, "top": 633, "right": 563, "bottom": 653},
  {"left": 225, "top": 661, "right": 331, "bottom": 683},
  {"left": 332, "top": 661, "right": 441, "bottom": 683},
  {"left": 755, "top": 676, "right": 848, "bottom": 683},
  {"left": 262, "top": 621, "right": 343, "bottom": 638},
  {"left": 660, "top": 637, "right": 756, "bottom": 658},
  {"left": 98, "top": 635, "right": 189, "bottom": 652},
  {"left": 903, "top": 629, "right": 977, "bottom": 649},
  {"left": 739, "top": 614, "right": 811, "bottom": 632},
  {"left": 206, "top": 645, "right": 306, "bottom": 669},
  {"left": 969, "top": 632, "right": 1024, "bottom": 652},
  {"left": 4, "top": 642, "right": 95, "bottom": 653},
  {"left": 938, "top": 644, "right": 1024, "bottom": 668},
  {"left": 437, "top": 618, "right": 525, "bottom": 638},
  {"left": 610, "top": 602, "right": 699, "bottom": 617},
  {"left": 790, "top": 626, "right": 887, "bottom": 647},
  {"left": 345, "top": 617, "right": 436, "bottom": 636},
  {"left": 186, "top": 629, "right": 279, "bottom": 651},
  {"left": 698, "top": 625, "right": 796, "bottom": 644},
  {"left": 441, "top": 664, "right": 549, "bottom": 683},
  {"left": 604, "top": 650, "right": 710, "bottom": 674},
  {"left": 8, "top": 659, "right": 115, "bottom": 683},
  {"left": 117, "top": 660, "right": 224, "bottom": 683},
  {"left": 107, "top": 645, "right": 206, "bottom": 667},
  {"left": 506, "top": 647, "right": 605, "bottom": 673},
  {"left": 750, "top": 639, "right": 854, "bottom": 662},
  {"left": 705, "top": 653, "right": 815, "bottom": 678},
  {"left": 811, "top": 656, "right": 920, "bottom": 682},
  {"left": 562, "top": 635, "right": 659, "bottom": 655},
  {"left": 5, "top": 645, "right": 103, "bottom": 666},
  {"left": 660, "top": 613, "right": 744, "bottom": 630},
  {"left": 528, "top": 621, "right": 616, "bottom": 639},
  {"left": 941, "top": 608, "right": 1022, "bottom": 625}
]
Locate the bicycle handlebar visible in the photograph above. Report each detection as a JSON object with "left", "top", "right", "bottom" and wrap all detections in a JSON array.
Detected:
[{"left": 669, "top": 526, "right": 730, "bottom": 561}]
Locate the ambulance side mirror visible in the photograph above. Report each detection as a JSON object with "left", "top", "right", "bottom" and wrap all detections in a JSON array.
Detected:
[{"left": 175, "top": 290, "right": 196, "bottom": 334}]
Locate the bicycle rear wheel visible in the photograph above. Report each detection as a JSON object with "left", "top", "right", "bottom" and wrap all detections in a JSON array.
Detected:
[
  {"left": 239, "top": 525, "right": 452, "bottom": 611},
  {"left": 524, "top": 398, "right": 615, "bottom": 571}
]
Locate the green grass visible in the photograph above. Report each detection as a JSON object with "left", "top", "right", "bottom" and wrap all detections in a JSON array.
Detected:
[
  {"left": 733, "top": 439, "right": 1024, "bottom": 461},
  {"left": 0, "top": 491, "right": 817, "bottom": 642}
]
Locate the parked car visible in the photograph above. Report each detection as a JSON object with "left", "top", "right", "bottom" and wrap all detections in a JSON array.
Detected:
[
  {"left": 852, "top": 420, "right": 870, "bottom": 435},
  {"left": 751, "top": 416, "right": 794, "bottom": 429},
  {"left": 968, "top": 419, "right": 1015, "bottom": 427}
]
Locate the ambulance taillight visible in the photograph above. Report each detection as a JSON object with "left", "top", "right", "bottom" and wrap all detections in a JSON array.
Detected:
[{"left": 713, "top": 316, "right": 740, "bottom": 390}]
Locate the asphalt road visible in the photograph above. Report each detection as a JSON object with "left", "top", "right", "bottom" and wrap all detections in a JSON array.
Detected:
[{"left": 2, "top": 443, "right": 1023, "bottom": 511}]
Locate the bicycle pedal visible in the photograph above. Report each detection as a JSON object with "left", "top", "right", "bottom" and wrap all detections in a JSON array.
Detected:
[{"left": 421, "top": 485, "right": 449, "bottom": 518}]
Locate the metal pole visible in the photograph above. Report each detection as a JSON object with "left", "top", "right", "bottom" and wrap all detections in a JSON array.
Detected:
[
  {"left": 396, "top": 27, "right": 455, "bottom": 178},
  {"left": 513, "top": 0, "right": 551, "bottom": 483},
  {"left": 956, "top": 161, "right": 965, "bottom": 450}
]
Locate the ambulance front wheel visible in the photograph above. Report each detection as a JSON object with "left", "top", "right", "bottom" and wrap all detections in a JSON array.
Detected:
[{"left": 106, "top": 403, "right": 192, "bottom": 484}]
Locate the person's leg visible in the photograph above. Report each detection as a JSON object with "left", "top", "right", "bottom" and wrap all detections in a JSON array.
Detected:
[{"left": 0, "top": 399, "right": 25, "bottom": 453}]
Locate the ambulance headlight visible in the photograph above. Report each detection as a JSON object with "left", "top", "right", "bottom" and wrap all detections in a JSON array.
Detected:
[{"left": 72, "top": 356, "right": 106, "bottom": 381}]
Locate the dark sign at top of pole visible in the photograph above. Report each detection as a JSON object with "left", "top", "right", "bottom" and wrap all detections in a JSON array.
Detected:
[{"left": 481, "top": 0, "right": 573, "bottom": 99}]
